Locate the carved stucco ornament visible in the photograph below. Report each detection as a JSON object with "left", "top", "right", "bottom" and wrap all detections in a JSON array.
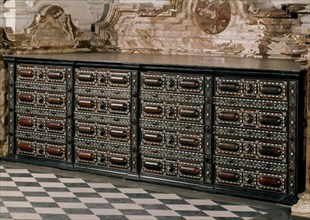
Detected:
[
  {"left": 193, "top": 0, "right": 231, "bottom": 34},
  {"left": 19, "top": 5, "right": 81, "bottom": 49}
]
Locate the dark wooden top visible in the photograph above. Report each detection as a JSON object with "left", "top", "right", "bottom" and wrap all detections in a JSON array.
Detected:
[{"left": 3, "top": 52, "right": 306, "bottom": 73}]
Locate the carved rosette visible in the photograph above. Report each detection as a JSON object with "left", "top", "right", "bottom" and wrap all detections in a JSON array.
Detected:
[{"left": 193, "top": 0, "right": 231, "bottom": 34}]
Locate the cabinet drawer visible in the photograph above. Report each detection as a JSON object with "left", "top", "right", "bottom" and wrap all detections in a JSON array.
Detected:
[
  {"left": 215, "top": 78, "right": 287, "bottom": 100},
  {"left": 17, "top": 115, "right": 66, "bottom": 134},
  {"left": 17, "top": 91, "right": 66, "bottom": 109},
  {"left": 215, "top": 166, "right": 286, "bottom": 193},
  {"left": 76, "top": 122, "right": 130, "bottom": 143},
  {"left": 141, "top": 72, "right": 204, "bottom": 94},
  {"left": 76, "top": 68, "right": 131, "bottom": 88},
  {"left": 17, "top": 65, "right": 67, "bottom": 84},
  {"left": 141, "top": 101, "right": 203, "bottom": 123},
  {"left": 16, "top": 139, "right": 66, "bottom": 160}
]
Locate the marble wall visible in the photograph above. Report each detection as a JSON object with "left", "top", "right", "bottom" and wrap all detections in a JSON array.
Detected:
[{"left": 0, "top": 0, "right": 309, "bottom": 157}]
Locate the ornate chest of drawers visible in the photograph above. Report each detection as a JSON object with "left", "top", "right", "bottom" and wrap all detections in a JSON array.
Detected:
[{"left": 4, "top": 53, "right": 307, "bottom": 204}]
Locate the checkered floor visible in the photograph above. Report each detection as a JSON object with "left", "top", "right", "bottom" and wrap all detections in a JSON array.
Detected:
[{"left": 0, "top": 165, "right": 268, "bottom": 220}]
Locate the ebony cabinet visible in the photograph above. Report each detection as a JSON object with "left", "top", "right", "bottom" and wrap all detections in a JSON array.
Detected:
[{"left": 4, "top": 53, "right": 307, "bottom": 204}]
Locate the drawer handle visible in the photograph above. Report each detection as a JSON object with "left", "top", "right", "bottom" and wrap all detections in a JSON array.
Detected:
[
  {"left": 47, "top": 147, "right": 63, "bottom": 156},
  {"left": 218, "top": 142, "right": 239, "bottom": 152},
  {"left": 47, "top": 122, "right": 63, "bottom": 130},
  {"left": 259, "top": 176, "right": 282, "bottom": 187},
  {"left": 48, "top": 97, "right": 63, "bottom": 105},
  {"left": 218, "top": 171, "right": 240, "bottom": 182},
  {"left": 179, "top": 109, "right": 199, "bottom": 118},
  {"left": 18, "top": 119, "right": 34, "bottom": 127},
  {"left": 109, "top": 76, "right": 127, "bottom": 84},
  {"left": 77, "top": 151, "right": 95, "bottom": 161},
  {"left": 110, "top": 129, "right": 127, "bottom": 137},
  {"left": 109, "top": 102, "right": 127, "bottom": 111},
  {"left": 143, "top": 133, "right": 162, "bottom": 142},
  {"left": 218, "top": 82, "right": 240, "bottom": 92},
  {"left": 180, "top": 80, "right": 200, "bottom": 89},
  {"left": 18, "top": 69, "right": 34, "bottom": 77},
  {"left": 18, "top": 143, "right": 34, "bottom": 152},
  {"left": 18, "top": 94, "right": 34, "bottom": 102},
  {"left": 144, "top": 161, "right": 162, "bottom": 171},
  {"left": 261, "top": 85, "right": 283, "bottom": 95},
  {"left": 47, "top": 71, "right": 63, "bottom": 79},
  {"left": 78, "top": 100, "right": 95, "bottom": 108},
  {"left": 180, "top": 137, "right": 199, "bottom": 146},
  {"left": 110, "top": 156, "right": 127, "bottom": 165},
  {"left": 77, "top": 125, "right": 94, "bottom": 134},
  {"left": 259, "top": 115, "right": 282, "bottom": 126},
  {"left": 78, "top": 73, "right": 95, "bottom": 82},
  {"left": 144, "top": 105, "right": 162, "bottom": 114},
  {"left": 218, "top": 112, "right": 239, "bottom": 121},
  {"left": 143, "top": 78, "right": 162, "bottom": 86},
  {"left": 259, "top": 146, "right": 281, "bottom": 157},
  {"left": 180, "top": 166, "right": 200, "bottom": 176}
]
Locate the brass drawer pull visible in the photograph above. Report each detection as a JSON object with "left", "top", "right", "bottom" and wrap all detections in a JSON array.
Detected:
[
  {"left": 259, "top": 176, "right": 281, "bottom": 187},
  {"left": 218, "top": 112, "right": 239, "bottom": 121},
  {"left": 109, "top": 76, "right": 127, "bottom": 84},
  {"left": 48, "top": 97, "right": 63, "bottom": 105},
  {"left": 77, "top": 152, "right": 94, "bottom": 161},
  {"left": 109, "top": 102, "right": 127, "bottom": 111},
  {"left": 259, "top": 115, "right": 282, "bottom": 126},
  {"left": 180, "top": 137, "right": 199, "bottom": 146},
  {"left": 180, "top": 166, "right": 200, "bottom": 176},
  {"left": 47, "top": 71, "right": 63, "bottom": 79},
  {"left": 78, "top": 100, "right": 95, "bottom": 108},
  {"left": 77, "top": 125, "right": 94, "bottom": 134},
  {"left": 18, "top": 70, "right": 34, "bottom": 77},
  {"left": 144, "top": 105, "right": 162, "bottom": 114},
  {"left": 110, "top": 156, "right": 127, "bottom": 165},
  {"left": 143, "top": 133, "right": 162, "bottom": 142},
  {"left": 47, "top": 147, "right": 63, "bottom": 156},
  {"left": 47, "top": 122, "right": 63, "bottom": 130},
  {"left": 180, "top": 80, "right": 200, "bottom": 89},
  {"left": 18, "top": 94, "right": 34, "bottom": 102},
  {"left": 143, "top": 78, "right": 162, "bottom": 86},
  {"left": 78, "top": 73, "right": 95, "bottom": 82},
  {"left": 179, "top": 109, "right": 199, "bottom": 118},
  {"left": 261, "top": 85, "right": 283, "bottom": 95},
  {"left": 218, "top": 142, "right": 239, "bottom": 152},
  {"left": 110, "top": 129, "right": 127, "bottom": 137},
  {"left": 218, "top": 171, "right": 240, "bottom": 182},
  {"left": 18, "top": 143, "right": 34, "bottom": 152},
  {"left": 259, "top": 146, "right": 281, "bottom": 157},
  {"left": 218, "top": 82, "right": 240, "bottom": 92},
  {"left": 144, "top": 161, "right": 162, "bottom": 170},
  {"left": 18, "top": 119, "right": 34, "bottom": 127}
]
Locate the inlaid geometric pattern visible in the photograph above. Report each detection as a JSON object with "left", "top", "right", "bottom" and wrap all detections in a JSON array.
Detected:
[{"left": 0, "top": 165, "right": 267, "bottom": 220}]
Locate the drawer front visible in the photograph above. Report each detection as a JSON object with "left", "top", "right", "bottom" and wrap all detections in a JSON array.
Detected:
[
  {"left": 17, "top": 91, "right": 66, "bottom": 110},
  {"left": 216, "top": 78, "right": 287, "bottom": 100},
  {"left": 16, "top": 139, "right": 66, "bottom": 160},
  {"left": 76, "top": 122, "right": 130, "bottom": 143},
  {"left": 141, "top": 129, "right": 203, "bottom": 152},
  {"left": 76, "top": 68, "right": 131, "bottom": 88},
  {"left": 215, "top": 137, "right": 286, "bottom": 161},
  {"left": 215, "top": 107, "right": 286, "bottom": 131},
  {"left": 141, "top": 101, "right": 203, "bottom": 123},
  {"left": 17, "top": 65, "right": 67, "bottom": 84},
  {"left": 17, "top": 115, "right": 66, "bottom": 134},
  {"left": 141, "top": 156, "right": 203, "bottom": 181},
  {"left": 75, "top": 147, "right": 131, "bottom": 170},
  {"left": 141, "top": 72, "right": 204, "bottom": 94},
  {"left": 76, "top": 95, "right": 130, "bottom": 116},
  {"left": 215, "top": 166, "right": 286, "bottom": 193}
]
